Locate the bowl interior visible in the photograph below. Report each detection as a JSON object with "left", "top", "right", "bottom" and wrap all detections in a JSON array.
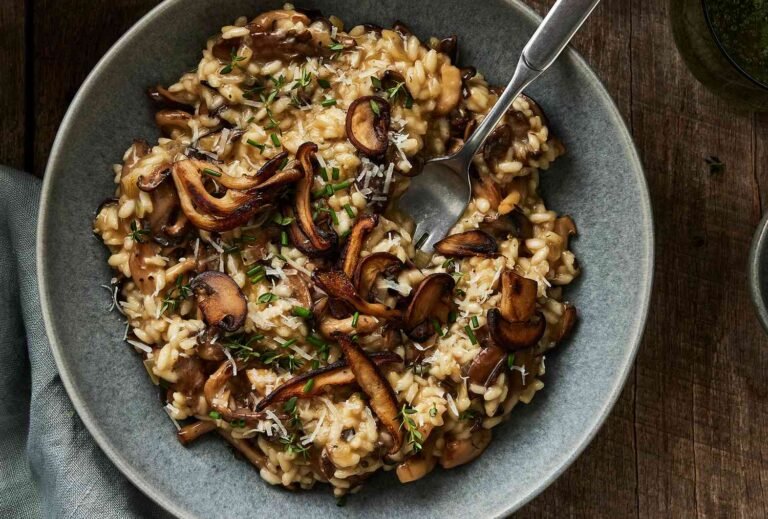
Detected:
[{"left": 38, "top": 0, "right": 652, "bottom": 517}]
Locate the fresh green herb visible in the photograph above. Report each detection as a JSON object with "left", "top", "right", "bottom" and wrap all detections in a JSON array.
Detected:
[
  {"left": 220, "top": 48, "right": 245, "bottom": 74},
  {"left": 246, "top": 139, "right": 266, "bottom": 152},
  {"left": 209, "top": 411, "right": 222, "bottom": 419},
  {"left": 279, "top": 157, "right": 289, "bottom": 170},
  {"left": 270, "top": 133, "right": 281, "bottom": 147},
  {"left": 306, "top": 334, "right": 330, "bottom": 360},
  {"left": 262, "top": 351, "right": 303, "bottom": 372},
  {"left": 399, "top": 405, "right": 423, "bottom": 453},
  {"left": 317, "top": 78, "right": 331, "bottom": 88},
  {"left": 312, "top": 184, "right": 335, "bottom": 199},
  {"left": 432, "top": 318, "right": 443, "bottom": 336},
  {"left": 303, "top": 378, "right": 315, "bottom": 393},
  {"left": 272, "top": 214, "right": 294, "bottom": 226},
  {"left": 459, "top": 409, "right": 478, "bottom": 422},
  {"left": 429, "top": 403, "right": 438, "bottom": 417},
  {"left": 160, "top": 275, "right": 192, "bottom": 315},
  {"left": 386, "top": 81, "right": 414, "bottom": 108},
  {"left": 258, "top": 292, "right": 278, "bottom": 304},
  {"left": 330, "top": 179, "right": 351, "bottom": 192},
  {"left": 464, "top": 325, "right": 478, "bottom": 345},
  {"left": 290, "top": 67, "right": 312, "bottom": 90},
  {"left": 351, "top": 311, "right": 360, "bottom": 328},
  {"left": 279, "top": 338, "right": 297, "bottom": 349},
  {"left": 275, "top": 252, "right": 288, "bottom": 262},
  {"left": 339, "top": 229, "right": 352, "bottom": 240},
  {"left": 329, "top": 40, "right": 344, "bottom": 51},
  {"left": 441, "top": 258, "right": 455, "bottom": 269},
  {"left": 331, "top": 167, "right": 340, "bottom": 180},
  {"left": 448, "top": 310, "right": 457, "bottom": 324},
  {"left": 507, "top": 353, "right": 516, "bottom": 369},
  {"left": 455, "top": 288, "right": 466, "bottom": 298},
  {"left": 369, "top": 99, "right": 381, "bottom": 116},
  {"left": 292, "top": 306, "right": 312, "bottom": 319},
  {"left": 283, "top": 395, "right": 301, "bottom": 427},
  {"left": 311, "top": 359, "right": 321, "bottom": 370},
  {"left": 280, "top": 433, "right": 309, "bottom": 458},
  {"left": 343, "top": 203, "right": 355, "bottom": 218},
  {"left": 318, "top": 167, "right": 329, "bottom": 182},
  {"left": 222, "top": 333, "right": 264, "bottom": 361},
  {"left": 222, "top": 244, "right": 239, "bottom": 255},
  {"left": 247, "top": 264, "right": 266, "bottom": 284},
  {"left": 370, "top": 76, "right": 382, "bottom": 90},
  {"left": 321, "top": 97, "right": 337, "bottom": 107},
  {"left": 128, "top": 220, "right": 150, "bottom": 243},
  {"left": 230, "top": 419, "right": 246, "bottom": 428},
  {"left": 281, "top": 230, "right": 288, "bottom": 246},
  {"left": 471, "top": 316, "right": 479, "bottom": 329},
  {"left": 202, "top": 167, "right": 222, "bottom": 177}
]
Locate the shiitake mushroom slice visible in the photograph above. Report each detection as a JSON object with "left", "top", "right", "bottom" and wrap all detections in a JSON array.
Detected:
[
  {"left": 345, "top": 96, "right": 391, "bottom": 157},
  {"left": 434, "top": 230, "right": 498, "bottom": 258}
]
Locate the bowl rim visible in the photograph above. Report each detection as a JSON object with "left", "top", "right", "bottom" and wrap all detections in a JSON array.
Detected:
[
  {"left": 749, "top": 212, "right": 768, "bottom": 333},
  {"left": 37, "top": 0, "right": 654, "bottom": 516}
]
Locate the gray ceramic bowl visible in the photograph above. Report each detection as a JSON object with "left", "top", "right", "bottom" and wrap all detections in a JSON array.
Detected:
[
  {"left": 37, "top": 0, "right": 653, "bottom": 517},
  {"left": 749, "top": 214, "right": 768, "bottom": 333}
]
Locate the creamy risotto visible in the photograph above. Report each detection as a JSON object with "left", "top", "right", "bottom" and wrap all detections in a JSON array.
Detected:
[{"left": 93, "top": 5, "right": 578, "bottom": 499}]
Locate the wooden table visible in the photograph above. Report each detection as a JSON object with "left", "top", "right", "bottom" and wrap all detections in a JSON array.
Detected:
[{"left": 5, "top": 0, "right": 768, "bottom": 516}]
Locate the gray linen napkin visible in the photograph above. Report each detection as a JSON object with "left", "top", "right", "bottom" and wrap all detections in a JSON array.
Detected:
[{"left": 0, "top": 167, "right": 167, "bottom": 519}]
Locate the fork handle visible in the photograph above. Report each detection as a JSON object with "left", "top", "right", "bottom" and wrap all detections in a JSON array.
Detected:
[{"left": 457, "top": 0, "right": 601, "bottom": 163}]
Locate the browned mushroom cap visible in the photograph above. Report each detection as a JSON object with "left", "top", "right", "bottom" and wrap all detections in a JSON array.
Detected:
[
  {"left": 471, "top": 170, "right": 503, "bottom": 211},
  {"left": 129, "top": 240, "right": 161, "bottom": 294},
  {"left": 214, "top": 152, "right": 288, "bottom": 191},
  {"left": 147, "top": 84, "right": 194, "bottom": 111},
  {"left": 482, "top": 207, "right": 533, "bottom": 241},
  {"left": 250, "top": 9, "right": 310, "bottom": 31},
  {"left": 500, "top": 270, "right": 537, "bottom": 322},
  {"left": 404, "top": 273, "right": 455, "bottom": 339},
  {"left": 345, "top": 96, "right": 391, "bottom": 157},
  {"left": 487, "top": 308, "right": 546, "bottom": 351},
  {"left": 483, "top": 124, "right": 512, "bottom": 162},
  {"left": 554, "top": 215, "right": 577, "bottom": 250},
  {"left": 137, "top": 163, "right": 172, "bottom": 192},
  {"left": 295, "top": 142, "right": 338, "bottom": 252},
  {"left": 434, "top": 230, "right": 498, "bottom": 258},
  {"left": 177, "top": 420, "right": 218, "bottom": 445},
  {"left": 435, "top": 63, "right": 462, "bottom": 116},
  {"left": 353, "top": 252, "right": 404, "bottom": 301},
  {"left": 341, "top": 214, "right": 379, "bottom": 277},
  {"left": 319, "top": 314, "right": 380, "bottom": 338},
  {"left": 313, "top": 270, "right": 402, "bottom": 320},
  {"left": 334, "top": 334, "right": 403, "bottom": 455},
  {"left": 155, "top": 109, "right": 192, "bottom": 136},
  {"left": 439, "top": 429, "right": 492, "bottom": 469},
  {"left": 286, "top": 272, "right": 313, "bottom": 309},
  {"left": 191, "top": 271, "right": 247, "bottom": 332},
  {"left": 435, "top": 35, "right": 458, "bottom": 63},
  {"left": 256, "top": 351, "right": 402, "bottom": 411},
  {"left": 204, "top": 360, "right": 271, "bottom": 422},
  {"left": 550, "top": 304, "right": 577, "bottom": 342},
  {"left": 467, "top": 343, "right": 507, "bottom": 387}
]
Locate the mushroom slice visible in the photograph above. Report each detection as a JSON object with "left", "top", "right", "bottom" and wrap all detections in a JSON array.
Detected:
[
  {"left": 137, "top": 162, "right": 172, "bottom": 192},
  {"left": 148, "top": 84, "right": 194, "bottom": 111},
  {"left": 435, "top": 35, "right": 458, "bottom": 63},
  {"left": 345, "top": 96, "right": 391, "bottom": 157},
  {"left": 313, "top": 270, "right": 402, "bottom": 320},
  {"left": 129, "top": 240, "right": 161, "bottom": 295},
  {"left": 483, "top": 124, "right": 512, "bottom": 162},
  {"left": 250, "top": 9, "right": 311, "bottom": 31},
  {"left": 214, "top": 152, "right": 289, "bottom": 191},
  {"left": 551, "top": 304, "right": 577, "bottom": 342},
  {"left": 335, "top": 334, "right": 403, "bottom": 455},
  {"left": 319, "top": 314, "right": 380, "bottom": 338},
  {"left": 218, "top": 430, "right": 267, "bottom": 469},
  {"left": 554, "top": 215, "right": 577, "bottom": 250},
  {"left": 341, "top": 214, "right": 379, "bottom": 277},
  {"left": 295, "top": 142, "right": 338, "bottom": 252},
  {"left": 435, "top": 63, "right": 462, "bottom": 116},
  {"left": 204, "top": 361, "right": 270, "bottom": 422},
  {"left": 439, "top": 429, "right": 492, "bottom": 469},
  {"left": 434, "top": 230, "right": 498, "bottom": 258},
  {"left": 155, "top": 109, "right": 192, "bottom": 136},
  {"left": 191, "top": 271, "right": 247, "bottom": 332},
  {"left": 482, "top": 207, "right": 533, "bottom": 241},
  {"left": 177, "top": 420, "right": 217, "bottom": 445},
  {"left": 487, "top": 308, "right": 546, "bottom": 351},
  {"left": 404, "top": 273, "right": 455, "bottom": 339},
  {"left": 286, "top": 272, "right": 313, "bottom": 309},
  {"left": 121, "top": 139, "right": 151, "bottom": 180},
  {"left": 173, "top": 160, "right": 259, "bottom": 216},
  {"left": 256, "top": 351, "right": 402, "bottom": 411},
  {"left": 353, "top": 252, "right": 403, "bottom": 301},
  {"left": 467, "top": 344, "right": 507, "bottom": 388},
  {"left": 499, "top": 270, "right": 537, "bottom": 322}
]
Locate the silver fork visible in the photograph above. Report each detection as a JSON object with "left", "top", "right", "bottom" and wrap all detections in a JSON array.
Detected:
[{"left": 397, "top": 0, "right": 601, "bottom": 252}]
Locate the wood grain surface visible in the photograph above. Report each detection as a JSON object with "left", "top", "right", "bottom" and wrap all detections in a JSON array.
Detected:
[{"left": 4, "top": 0, "right": 768, "bottom": 517}]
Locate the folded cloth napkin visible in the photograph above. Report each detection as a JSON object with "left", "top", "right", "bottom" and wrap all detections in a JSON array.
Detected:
[{"left": 0, "top": 167, "right": 168, "bottom": 518}]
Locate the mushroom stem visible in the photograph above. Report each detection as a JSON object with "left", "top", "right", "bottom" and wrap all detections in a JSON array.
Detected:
[{"left": 177, "top": 420, "right": 217, "bottom": 445}]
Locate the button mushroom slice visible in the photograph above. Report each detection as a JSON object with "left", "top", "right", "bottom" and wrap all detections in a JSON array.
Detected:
[
  {"left": 352, "top": 252, "right": 404, "bottom": 301},
  {"left": 345, "top": 96, "right": 391, "bottom": 157},
  {"left": 155, "top": 109, "right": 192, "bottom": 137},
  {"left": 434, "top": 230, "right": 498, "bottom": 258},
  {"left": 554, "top": 215, "right": 578, "bottom": 250},
  {"left": 550, "top": 303, "right": 577, "bottom": 342},
  {"left": 313, "top": 270, "right": 402, "bottom": 321},
  {"left": 213, "top": 152, "right": 289, "bottom": 191},
  {"left": 341, "top": 214, "right": 379, "bottom": 277},
  {"left": 500, "top": 270, "right": 537, "bottom": 322},
  {"left": 295, "top": 142, "right": 338, "bottom": 252},
  {"left": 467, "top": 343, "right": 507, "bottom": 388},
  {"left": 435, "top": 63, "right": 462, "bottom": 116},
  {"left": 404, "top": 273, "right": 456, "bottom": 339},
  {"left": 190, "top": 271, "right": 247, "bottom": 332},
  {"left": 483, "top": 124, "right": 512, "bottom": 162},
  {"left": 129, "top": 241, "right": 162, "bottom": 294},
  {"left": 177, "top": 420, "right": 218, "bottom": 446},
  {"left": 487, "top": 308, "right": 546, "bottom": 352},
  {"left": 319, "top": 314, "right": 380, "bottom": 338},
  {"left": 204, "top": 360, "right": 271, "bottom": 423},
  {"left": 255, "top": 351, "right": 402, "bottom": 411},
  {"left": 334, "top": 334, "right": 403, "bottom": 455},
  {"left": 439, "top": 429, "right": 492, "bottom": 469}
]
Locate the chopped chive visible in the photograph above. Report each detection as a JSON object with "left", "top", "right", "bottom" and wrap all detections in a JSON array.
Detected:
[
  {"left": 507, "top": 353, "right": 516, "bottom": 369},
  {"left": 471, "top": 316, "right": 479, "bottom": 329},
  {"left": 270, "top": 133, "right": 281, "bottom": 147},
  {"left": 250, "top": 273, "right": 265, "bottom": 284},
  {"left": 209, "top": 411, "right": 221, "bottom": 419},
  {"left": 202, "top": 167, "right": 222, "bottom": 177},
  {"left": 311, "top": 359, "right": 320, "bottom": 370},
  {"left": 292, "top": 306, "right": 312, "bottom": 319},
  {"left": 284, "top": 396, "right": 298, "bottom": 413},
  {"left": 464, "top": 325, "right": 478, "bottom": 345},
  {"left": 331, "top": 180, "right": 351, "bottom": 192},
  {"left": 329, "top": 41, "right": 344, "bottom": 51},
  {"left": 415, "top": 232, "right": 429, "bottom": 250},
  {"left": 321, "top": 97, "right": 337, "bottom": 107},
  {"left": 247, "top": 264, "right": 265, "bottom": 277},
  {"left": 317, "top": 78, "right": 331, "bottom": 88},
  {"left": 220, "top": 64, "right": 233, "bottom": 74},
  {"left": 371, "top": 76, "right": 382, "bottom": 90},
  {"left": 343, "top": 204, "right": 355, "bottom": 218},
  {"left": 246, "top": 139, "right": 266, "bottom": 152},
  {"left": 448, "top": 310, "right": 457, "bottom": 324},
  {"left": 303, "top": 378, "right": 315, "bottom": 393},
  {"left": 340, "top": 229, "right": 352, "bottom": 240},
  {"left": 442, "top": 258, "right": 455, "bottom": 269},
  {"left": 370, "top": 99, "right": 381, "bottom": 116},
  {"left": 306, "top": 334, "right": 326, "bottom": 348},
  {"left": 258, "top": 292, "right": 278, "bottom": 303},
  {"left": 404, "top": 95, "right": 414, "bottom": 109},
  {"left": 280, "top": 338, "right": 297, "bottom": 348},
  {"left": 281, "top": 230, "right": 288, "bottom": 246},
  {"left": 275, "top": 253, "right": 287, "bottom": 261},
  {"left": 319, "top": 167, "right": 329, "bottom": 182},
  {"left": 331, "top": 167, "right": 340, "bottom": 180},
  {"left": 319, "top": 207, "right": 339, "bottom": 225},
  {"left": 432, "top": 318, "right": 443, "bottom": 336},
  {"left": 351, "top": 311, "right": 360, "bottom": 328},
  {"left": 279, "top": 157, "right": 289, "bottom": 170},
  {"left": 312, "top": 184, "right": 335, "bottom": 199},
  {"left": 222, "top": 244, "right": 239, "bottom": 254},
  {"left": 272, "top": 214, "right": 294, "bottom": 226}
]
